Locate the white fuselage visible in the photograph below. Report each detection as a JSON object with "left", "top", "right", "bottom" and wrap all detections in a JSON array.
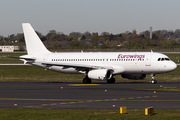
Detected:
[
  {"left": 20, "top": 23, "right": 177, "bottom": 83},
  {"left": 27, "top": 52, "right": 177, "bottom": 75}
]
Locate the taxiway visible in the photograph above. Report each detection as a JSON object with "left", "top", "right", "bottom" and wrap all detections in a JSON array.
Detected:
[{"left": 0, "top": 82, "right": 180, "bottom": 109}]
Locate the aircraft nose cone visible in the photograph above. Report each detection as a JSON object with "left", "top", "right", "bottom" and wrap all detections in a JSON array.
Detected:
[
  {"left": 170, "top": 62, "right": 177, "bottom": 71},
  {"left": 174, "top": 62, "right": 177, "bottom": 70},
  {"left": 165, "top": 62, "right": 177, "bottom": 72}
]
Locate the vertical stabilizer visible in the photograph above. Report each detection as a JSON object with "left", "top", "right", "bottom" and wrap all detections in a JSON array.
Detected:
[{"left": 22, "top": 23, "right": 50, "bottom": 55}]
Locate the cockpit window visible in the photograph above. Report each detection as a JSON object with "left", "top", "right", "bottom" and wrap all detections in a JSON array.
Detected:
[
  {"left": 157, "top": 58, "right": 171, "bottom": 61},
  {"left": 165, "top": 58, "right": 170, "bottom": 61}
]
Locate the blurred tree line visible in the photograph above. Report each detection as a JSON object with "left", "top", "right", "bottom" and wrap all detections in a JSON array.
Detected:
[{"left": 1, "top": 29, "right": 180, "bottom": 51}]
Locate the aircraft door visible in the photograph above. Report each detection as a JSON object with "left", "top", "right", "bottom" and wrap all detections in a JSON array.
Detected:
[{"left": 145, "top": 54, "right": 151, "bottom": 66}]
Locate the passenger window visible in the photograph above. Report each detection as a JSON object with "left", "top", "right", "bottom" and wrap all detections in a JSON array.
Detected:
[
  {"left": 158, "top": 58, "right": 161, "bottom": 61},
  {"left": 161, "top": 58, "right": 165, "bottom": 61}
]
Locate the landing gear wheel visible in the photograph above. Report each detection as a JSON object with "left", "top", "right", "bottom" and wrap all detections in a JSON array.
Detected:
[
  {"left": 107, "top": 77, "right": 115, "bottom": 84},
  {"left": 151, "top": 80, "right": 157, "bottom": 84},
  {"left": 83, "top": 78, "right": 91, "bottom": 84}
]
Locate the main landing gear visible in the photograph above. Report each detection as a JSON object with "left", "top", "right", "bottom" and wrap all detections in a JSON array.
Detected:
[
  {"left": 83, "top": 77, "right": 91, "bottom": 84},
  {"left": 151, "top": 74, "right": 157, "bottom": 84},
  {"left": 107, "top": 77, "right": 115, "bottom": 84},
  {"left": 82, "top": 77, "right": 115, "bottom": 84}
]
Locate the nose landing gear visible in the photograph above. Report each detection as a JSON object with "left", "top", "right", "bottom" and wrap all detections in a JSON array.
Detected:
[{"left": 151, "top": 74, "right": 157, "bottom": 84}]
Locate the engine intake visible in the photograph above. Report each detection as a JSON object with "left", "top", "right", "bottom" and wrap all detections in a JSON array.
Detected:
[{"left": 88, "top": 69, "right": 112, "bottom": 80}]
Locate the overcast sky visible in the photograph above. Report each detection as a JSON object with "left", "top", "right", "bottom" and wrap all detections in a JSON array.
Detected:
[{"left": 1, "top": 0, "right": 180, "bottom": 37}]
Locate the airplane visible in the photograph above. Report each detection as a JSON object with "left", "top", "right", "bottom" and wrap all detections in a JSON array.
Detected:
[{"left": 19, "top": 23, "right": 177, "bottom": 84}]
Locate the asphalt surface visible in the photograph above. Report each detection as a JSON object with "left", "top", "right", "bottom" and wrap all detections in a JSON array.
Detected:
[{"left": 0, "top": 82, "right": 180, "bottom": 110}]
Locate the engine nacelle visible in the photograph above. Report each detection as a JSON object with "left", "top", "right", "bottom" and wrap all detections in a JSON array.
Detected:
[
  {"left": 121, "top": 74, "right": 147, "bottom": 80},
  {"left": 88, "top": 69, "right": 112, "bottom": 80}
]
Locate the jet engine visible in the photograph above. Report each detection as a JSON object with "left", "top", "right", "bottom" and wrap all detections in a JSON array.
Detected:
[
  {"left": 88, "top": 69, "right": 112, "bottom": 80},
  {"left": 121, "top": 74, "right": 147, "bottom": 80}
]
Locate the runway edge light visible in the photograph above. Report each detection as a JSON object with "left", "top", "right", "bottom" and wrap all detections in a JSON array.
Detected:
[
  {"left": 120, "top": 106, "right": 127, "bottom": 114},
  {"left": 145, "top": 106, "right": 154, "bottom": 115}
]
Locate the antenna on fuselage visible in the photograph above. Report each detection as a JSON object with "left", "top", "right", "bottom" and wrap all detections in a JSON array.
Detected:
[{"left": 151, "top": 50, "right": 153, "bottom": 53}]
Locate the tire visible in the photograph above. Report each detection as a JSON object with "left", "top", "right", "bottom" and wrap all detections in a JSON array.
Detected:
[
  {"left": 151, "top": 80, "right": 157, "bottom": 84},
  {"left": 83, "top": 78, "right": 87, "bottom": 84},
  {"left": 83, "top": 78, "right": 91, "bottom": 84},
  {"left": 107, "top": 78, "right": 115, "bottom": 84}
]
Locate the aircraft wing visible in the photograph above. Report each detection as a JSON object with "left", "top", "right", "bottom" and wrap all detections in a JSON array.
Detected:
[{"left": 41, "top": 62, "right": 113, "bottom": 71}]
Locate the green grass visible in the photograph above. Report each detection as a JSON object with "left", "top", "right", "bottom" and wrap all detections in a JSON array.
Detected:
[
  {"left": 0, "top": 52, "right": 25, "bottom": 63},
  {"left": 0, "top": 108, "right": 180, "bottom": 120},
  {"left": 0, "top": 65, "right": 180, "bottom": 82},
  {"left": 0, "top": 65, "right": 84, "bottom": 82},
  {"left": 165, "top": 53, "right": 180, "bottom": 63}
]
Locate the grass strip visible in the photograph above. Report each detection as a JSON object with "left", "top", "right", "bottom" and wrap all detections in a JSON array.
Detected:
[
  {"left": 0, "top": 65, "right": 180, "bottom": 82},
  {"left": 0, "top": 108, "right": 180, "bottom": 120},
  {"left": 0, "top": 53, "right": 25, "bottom": 63}
]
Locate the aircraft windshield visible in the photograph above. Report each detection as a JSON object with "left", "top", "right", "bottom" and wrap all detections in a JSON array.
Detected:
[{"left": 158, "top": 58, "right": 170, "bottom": 61}]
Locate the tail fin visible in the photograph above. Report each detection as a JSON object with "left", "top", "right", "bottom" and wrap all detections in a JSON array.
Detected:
[{"left": 22, "top": 23, "right": 50, "bottom": 55}]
